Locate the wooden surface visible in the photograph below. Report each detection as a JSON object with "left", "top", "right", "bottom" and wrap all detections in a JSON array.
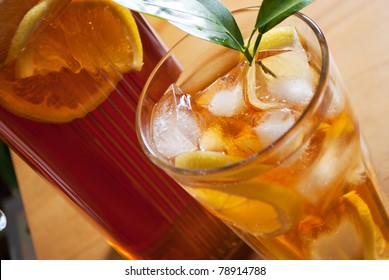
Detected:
[{"left": 10, "top": 0, "right": 389, "bottom": 259}]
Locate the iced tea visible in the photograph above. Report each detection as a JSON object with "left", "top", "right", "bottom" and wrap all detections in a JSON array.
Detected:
[{"left": 137, "top": 8, "right": 389, "bottom": 259}]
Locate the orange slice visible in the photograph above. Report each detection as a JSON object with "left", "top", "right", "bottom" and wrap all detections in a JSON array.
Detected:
[{"left": 1, "top": 0, "right": 143, "bottom": 123}]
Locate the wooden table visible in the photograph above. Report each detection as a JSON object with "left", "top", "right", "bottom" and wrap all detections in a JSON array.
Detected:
[{"left": 11, "top": 0, "right": 389, "bottom": 259}]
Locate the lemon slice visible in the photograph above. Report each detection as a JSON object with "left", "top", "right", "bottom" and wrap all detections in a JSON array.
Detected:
[
  {"left": 175, "top": 151, "right": 303, "bottom": 236},
  {"left": 243, "top": 26, "right": 300, "bottom": 58},
  {"left": 0, "top": 0, "right": 143, "bottom": 123},
  {"left": 344, "top": 191, "right": 389, "bottom": 259},
  {"left": 258, "top": 25, "right": 303, "bottom": 51},
  {"left": 175, "top": 151, "right": 242, "bottom": 170},
  {"left": 188, "top": 178, "right": 303, "bottom": 237},
  {"left": 175, "top": 150, "right": 271, "bottom": 181}
]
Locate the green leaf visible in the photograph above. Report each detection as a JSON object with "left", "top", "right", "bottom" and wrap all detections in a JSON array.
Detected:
[
  {"left": 251, "top": 0, "right": 315, "bottom": 55},
  {"left": 113, "top": 0, "right": 245, "bottom": 53},
  {"left": 256, "top": 0, "right": 315, "bottom": 33}
]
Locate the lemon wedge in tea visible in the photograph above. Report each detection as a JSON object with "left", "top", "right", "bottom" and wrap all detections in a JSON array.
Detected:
[
  {"left": 344, "top": 191, "right": 389, "bottom": 259},
  {"left": 175, "top": 150, "right": 303, "bottom": 236}
]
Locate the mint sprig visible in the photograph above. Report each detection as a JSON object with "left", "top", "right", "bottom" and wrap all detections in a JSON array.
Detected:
[{"left": 114, "top": 0, "right": 315, "bottom": 63}]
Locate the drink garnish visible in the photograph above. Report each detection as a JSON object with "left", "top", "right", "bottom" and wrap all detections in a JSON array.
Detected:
[
  {"left": 114, "top": 0, "right": 315, "bottom": 66},
  {"left": 344, "top": 191, "right": 389, "bottom": 259}
]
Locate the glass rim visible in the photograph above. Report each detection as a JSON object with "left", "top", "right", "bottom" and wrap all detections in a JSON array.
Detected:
[{"left": 136, "top": 7, "right": 330, "bottom": 176}]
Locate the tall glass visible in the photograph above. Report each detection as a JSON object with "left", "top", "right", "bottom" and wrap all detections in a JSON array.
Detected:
[
  {"left": 137, "top": 7, "right": 389, "bottom": 259},
  {"left": 0, "top": 0, "right": 251, "bottom": 259}
]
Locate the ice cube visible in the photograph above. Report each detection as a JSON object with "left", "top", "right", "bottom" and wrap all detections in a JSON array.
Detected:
[
  {"left": 262, "top": 49, "right": 311, "bottom": 79},
  {"left": 253, "top": 108, "right": 296, "bottom": 148},
  {"left": 324, "top": 74, "right": 346, "bottom": 121},
  {"left": 199, "top": 125, "right": 225, "bottom": 152},
  {"left": 310, "top": 218, "right": 363, "bottom": 259},
  {"left": 234, "top": 125, "right": 263, "bottom": 156},
  {"left": 297, "top": 127, "right": 360, "bottom": 204},
  {"left": 208, "top": 84, "right": 245, "bottom": 117},
  {"left": 268, "top": 77, "right": 313, "bottom": 106},
  {"left": 152, "top": 84, "right": 200, "bottom": 158},
  {"left": 195, "top": 62, "right": 246, "bottom": 117},
  {"left": 259, "top": 26, "right": 310, "bottom": 78},
  {"left": 245, "top": 62, "right": 284, "bottom": 110}
]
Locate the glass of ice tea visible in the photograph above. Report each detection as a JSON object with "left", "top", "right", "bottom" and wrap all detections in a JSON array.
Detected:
[{"left": 137, "top": 7, "right": 389, "bottom": 259}]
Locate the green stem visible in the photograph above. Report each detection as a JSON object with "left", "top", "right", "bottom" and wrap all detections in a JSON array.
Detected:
[
  {"left": 252, "top": 32, "right": 263, "bottom": 59},
  {"left": 243, "top": 48, "right": 253, "bottom": 63},
  {"left": 257, "top": 60, "right": 277, "bottom": 78}
]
